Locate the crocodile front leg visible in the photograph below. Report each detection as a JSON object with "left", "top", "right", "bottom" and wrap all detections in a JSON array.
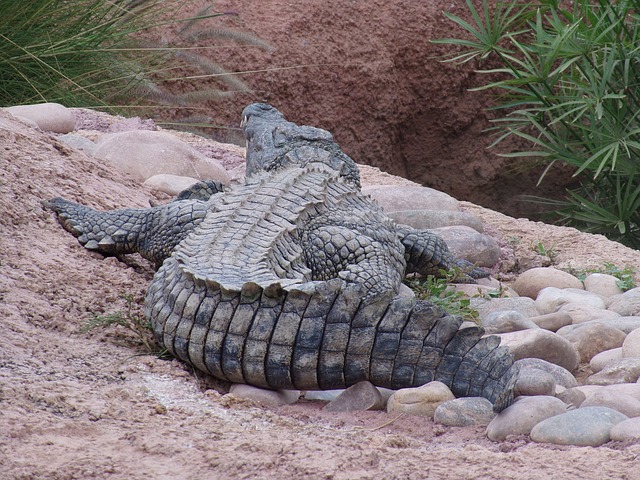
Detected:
[{"left": 396, "top": 224, "right": 488, "bottom": 281}]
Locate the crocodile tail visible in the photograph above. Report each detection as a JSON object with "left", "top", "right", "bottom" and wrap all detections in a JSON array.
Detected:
[
  {"left": 146, "top": 257, "right": 518, "bottom": 411},
  {"left": 46, "top": 197, "right": 209, "bottom": 265}
]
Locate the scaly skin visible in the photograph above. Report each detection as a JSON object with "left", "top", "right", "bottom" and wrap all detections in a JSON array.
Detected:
[{"left": 48, "top": 103, "right": 518, "bottom": 411}]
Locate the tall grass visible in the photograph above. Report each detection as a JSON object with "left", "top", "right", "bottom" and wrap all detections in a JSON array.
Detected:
[
  {"left": 0, "top": 0, "right": 269, "bottom": 128},
  {"left": 433, "top": 0, "right": 640, "bottom": 248}
]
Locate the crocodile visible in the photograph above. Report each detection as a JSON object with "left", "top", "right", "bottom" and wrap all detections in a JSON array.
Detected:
[{"left": 48, "top": 103, "right": 518, "bottom": 411}]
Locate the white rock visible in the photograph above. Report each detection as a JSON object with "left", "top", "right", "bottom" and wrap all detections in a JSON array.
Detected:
[
  {"left": 622, "top": 328, "right": 640, "bottom": 358},
  {"left": 601, "top": 383, "right": 640, "bottom": 402},
  {"left": 556, "top": 322, "right": 626, "bottom": 363},
  {"left": 515, "top": 358, "right": 577, "bottom": 389},
  {"left": 434, "top": 397, "right": 496, "bottom": 427},
  {"left": 451, "top": 283, "right": 518, "bottom": 298},
  {"left": 530, "top": 406, "right": 628, "bottom": 446},
  {"left": 536, "top": 287, "right": 606, "bottom": 314},
  {"left": 608, "top": 288, "right": 640, "bottom": 316},
  {"left": 476, "top": 297, "right": 540, "bottom": 320},
  {"left": 514, "top": 368, "right": 556, "bottom": 397},
  {"left": 144, "top": 174, "right": 200, "bottom": 196},
  {"left": 228, "top": 384, "right": 300, "bottom": 406},
  {"left": 513, "top": 267, "right": 583, "bottom": 299},
  {"left": 581, "top": 390, "right": 640, "bottom": 417},
  {"left": 5, "top": 102, "right": 75, "bottom": 133},
  {"left": 387, "top": 210, "right": 483, "bottom": 232},
  {"left": 497, "top": 329, "right": 581, "bottom": 372},
  {"left": 557, "top": 303, "right": 620, "bottom": 324},
  {"left": 584, "top": 273, "right": 624, "bottom": 297},
  {"left": 481, "top": 310, "right": 540, "bottom": 334},
  {"left": 428, "top": 226, "right": 500, "bottom": 267},
  {"left": 386, "top": 381, "right": 455, "bottom": 417},
  {"left": 486, "top": 396, "right": 567, "bottom": 441},
  {"left": 95, "top": 130, "right": 231, "bottom": 183},
  {"left": 590, "top": 348, "right": 624, "bottom": 373},
  {"left": 604, "top": 317, "right": 640, "bottom": 334},
  {"left": 587, "top": 358, "right": 640, "bottom": 385},
  {"left": 362, "top": 185, "right": 459, "bottom": 213},
  {"left": 57, "top": 133, "right": 98, "bottom": 155},
  {"left": 528, "top": 312, "right": 573, "bottom": 332},
  {"left": 610, "top": 417, "right": 640, "bottom": 441}
]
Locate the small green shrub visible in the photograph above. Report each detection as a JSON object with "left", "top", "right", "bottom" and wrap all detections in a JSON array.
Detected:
[
  {"left": 406, "top": 272, "right": 480, "bottom": 322},
  {"left": 572, "top": 262, "right": 637, "bottom": 291},
  {"left": 83, "top": 293, "right": 166, "bottom": 356},
  {"left": 433, "top": 0, "right": 640, "bottom": 248}
]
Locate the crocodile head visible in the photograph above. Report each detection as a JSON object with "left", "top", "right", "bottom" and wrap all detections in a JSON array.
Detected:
[{"left": 241, "top": 103, "right": 360, "bottom": 186}]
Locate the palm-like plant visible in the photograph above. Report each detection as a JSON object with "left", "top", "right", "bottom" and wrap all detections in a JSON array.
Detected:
[{"left": 433, "top": 0, "right": 640, "bottom": 248}]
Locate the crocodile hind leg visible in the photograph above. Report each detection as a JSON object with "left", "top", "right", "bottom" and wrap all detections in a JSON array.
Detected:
[{"left": 46, "top": 197, "right": 211, "bottom": 266}]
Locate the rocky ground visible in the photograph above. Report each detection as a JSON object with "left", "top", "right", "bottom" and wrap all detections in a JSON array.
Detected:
[{"left": 2, "top": 105, "right": 640, "bottom": 479}]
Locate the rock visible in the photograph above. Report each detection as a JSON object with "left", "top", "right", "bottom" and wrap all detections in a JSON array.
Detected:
[
  {"left": 573, "top": 385, "right": 605, "bottom": 398},
  {"left": 386, "top": 381, "right": 455, "bottom": 417},
  {"left": 362, "top": 185, "right": 459, "bottom": 213},
  {"left": 5, "top": 102, "right": 75, "bottom": 133},
  {"left": 556, "top": 388, "right": 586, "bottom": 408},
  {"left": 228, "top": 384, "right": 300, "bottom": 406},
  {"left": 580, "top": 390, "right": 640, "bottom": 417},
  {"left": 144, "top": 174, "right": 200, "bottom": 196},
  {"left": 323, "top": 381, "right": 385, "bottom": 412},
  {"left": 604, "top": 316, "right": 640, "bottom": 334},
  {"left": 303, "top": 390, "right": 344, "bottom": 402},
  {"left": 556, "top": 322, "right": 626, "bottom": 363},
  {"left": 587, "top": 358, "right": 640, "bottom": 385},
  {"left": 476, "top": 297, "right": 541, "bottom": 320},
  {"left": 590, "top": 348, "right": 624, "bottom": 373},
  {"left": 514, "top": 368, "right": 556, "bottom": 397},
  {"left": 428, "top": 226, "right": 500, "bottom": 267},
  {"left": 513, "top": 267, "right": 583, "bottom": 299},
  {"left": 601, "top": 384, "right": 640, "bottom": 402},
  {"left": 529, "top": 407, "right": 628, "bottom": 446},
  {"left": 94, "top": 130, "right": 231, "bottom": 183},
  {"left": 557, "top": 303, "right": 620, "bottom": 324},
  {"left": 622, "top": 328, "right": 640, "bottom": 358},
  {"left": 387, "top": 209, "right": 483, "bottom": 232},
  {"left": 528, "top": 312, "right": 573, "bottom": 332},
  {"left": 433, "top": 397, "right": 496, "bottom": 427},
  {"left": 481, "top": 310, "right": 540, "bottom": 334},
  {"left": 610, "top": 417, "right": 640, "bottom": 441},
  {"left": 608, "top": 288, "right": 640, "bottom": 316},
  {"left": 57, "top": 133, "right": 98, "bottom": 155},
  {"left": 451, "top": 283, "right": 518, "bottom": 298},
  {"left": 497, "top": 329, "right": 580, "bottom": 372},
  {"left": 584, "top": 273, "right": 624, "bottom": 297},
  {"left": 515, "top": 358, "right": 578, "bottom": 389},
  {"left": 486, "top": 396, "right": 567, "bottom": 441},
  {"left": 536, "top": 287, "right": 606, "bottom": 314}
]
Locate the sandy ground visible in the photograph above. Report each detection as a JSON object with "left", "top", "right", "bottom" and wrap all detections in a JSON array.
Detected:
[{"left": 2, "top": 109, "right": 640, "bottom": 479}]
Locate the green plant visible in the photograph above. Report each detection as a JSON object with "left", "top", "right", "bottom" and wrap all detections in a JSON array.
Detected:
[
  {"left": 405, "top": 272, "right": 479, "bottom": 322},
  {"left": 573, "top": 262, "right": 637, "bottom": 291},
  {"left": 0, "top": 1, "right": 268, "bottom": 131},
  {"left": 531, "top": 240, "right": 557, "bottom": 262},
  {"left": 83, "top": 293, "right": 166, "bottom": 356},
  {"left": 433, "top": 0, "right": 640, "bottom": 248}
]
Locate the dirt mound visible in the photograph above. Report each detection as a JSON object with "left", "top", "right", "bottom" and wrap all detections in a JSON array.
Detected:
[
  {"left": 186, "top": 0, "right": 574, "bottom": 219},
  {"left": 1, "top": 108, "right": 639, "bottom": 478}
]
